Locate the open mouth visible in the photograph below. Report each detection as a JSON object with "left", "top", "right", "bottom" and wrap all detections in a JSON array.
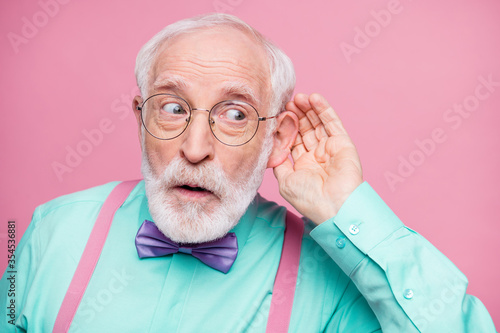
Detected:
[
  {"left": 174, "top": 184, "right": 215, "bottom": 198},
  {"left": 179, "top": 185, "right": 208, "bottom": 192}
]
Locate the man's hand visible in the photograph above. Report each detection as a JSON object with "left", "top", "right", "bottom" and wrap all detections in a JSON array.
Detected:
[{"left": 273, "top": 93, "right": 363, "bottom": 224}]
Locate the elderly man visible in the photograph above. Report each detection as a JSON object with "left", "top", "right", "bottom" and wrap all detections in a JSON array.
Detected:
[{"left": 0, "top": 13, "right": 496, "bottom": 332}]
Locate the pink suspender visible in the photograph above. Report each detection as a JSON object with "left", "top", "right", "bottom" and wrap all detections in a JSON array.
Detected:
[
  {"left": 53, "top": 180, "right": 304, "bottom": 333},
  {"left": 53, "top": 180, "right": 140, "bottom": 333},
  {"left": 265, "top": 210, "right": 304, "bottom": 333}
]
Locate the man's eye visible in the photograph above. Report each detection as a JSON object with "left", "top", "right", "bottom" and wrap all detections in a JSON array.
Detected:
[
  {"left": 224, "top": 109, "right": 246, "bottom": 121},
  {"left": 162, "top": 103, "right": 186, "bottom": 115}
]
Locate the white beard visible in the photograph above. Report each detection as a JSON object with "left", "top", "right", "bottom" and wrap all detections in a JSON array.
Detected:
[{"left": 141, "top": 137, "right": 273, "bottom": 244}]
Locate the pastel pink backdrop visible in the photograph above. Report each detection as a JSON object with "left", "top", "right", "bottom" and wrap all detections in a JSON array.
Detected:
[{"left": 1, "top": 0, "right": 499, "bottom": 327}]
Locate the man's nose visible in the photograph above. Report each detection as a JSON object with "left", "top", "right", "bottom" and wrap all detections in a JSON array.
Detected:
[{"left": 179, "top": 109, "right": 215, "bottom": 164}]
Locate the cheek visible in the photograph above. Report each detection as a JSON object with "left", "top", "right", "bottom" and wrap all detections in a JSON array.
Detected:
[
  {"left": 216, "top": 144, "right": 263, "bottom": 180},
  {"left": 144, "top": 140, "right": 180, "bottom": 176}
]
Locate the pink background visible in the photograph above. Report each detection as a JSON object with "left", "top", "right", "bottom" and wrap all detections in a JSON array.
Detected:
[{"left": 1, "top": 0, "right": 499, "bottom": 327}]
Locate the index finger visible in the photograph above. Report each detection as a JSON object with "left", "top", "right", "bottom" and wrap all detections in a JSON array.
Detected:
[
  {"left": 286, "top": 98, "right": 320, "bottom": 151},
  {"left": 307, "top": 93, "right": 348, "bottom": 137},
  {"left": 286, "top": 98, "right": 312, "bottom": 134}
]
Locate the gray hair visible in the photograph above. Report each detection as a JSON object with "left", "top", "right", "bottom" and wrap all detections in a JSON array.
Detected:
[{"left": 134, "top": 13, "right": 296, "bottom": 118}]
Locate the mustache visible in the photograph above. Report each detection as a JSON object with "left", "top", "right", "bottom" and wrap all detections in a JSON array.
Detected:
[{"left": 156, "top": 157, "right": 230, "bottom": 197}]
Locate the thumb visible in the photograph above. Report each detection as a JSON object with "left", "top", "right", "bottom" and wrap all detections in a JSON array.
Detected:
[{"left": 273, "top": 158, "right": 294, "bottom": 185}]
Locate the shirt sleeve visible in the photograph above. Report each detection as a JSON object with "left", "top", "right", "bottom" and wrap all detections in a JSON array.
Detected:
[{"left": 309, "top": 181, "right": 497, "bottom": 332}]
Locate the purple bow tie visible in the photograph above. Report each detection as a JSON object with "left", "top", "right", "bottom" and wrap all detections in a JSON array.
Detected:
[{"left": 135, "top": 220, "right": 238, "bottom": 274}]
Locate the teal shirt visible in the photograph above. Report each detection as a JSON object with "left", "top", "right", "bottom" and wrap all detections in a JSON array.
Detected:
[{"left": 0, "top": 181, "right": 496, "bottom": 332}]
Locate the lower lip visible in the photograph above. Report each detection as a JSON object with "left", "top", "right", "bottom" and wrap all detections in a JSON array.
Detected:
[{"left": 174, "top": 186, "right": 213, "bottom": 199}]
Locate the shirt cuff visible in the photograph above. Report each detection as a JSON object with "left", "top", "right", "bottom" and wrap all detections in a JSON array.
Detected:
[{"left": 310, "top": 181, "right": 404, "bottom": 276}]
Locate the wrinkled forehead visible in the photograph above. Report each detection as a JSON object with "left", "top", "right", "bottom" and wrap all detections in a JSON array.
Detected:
[{"left": 149, "top": 26, "right": 271, "bottom": 105}]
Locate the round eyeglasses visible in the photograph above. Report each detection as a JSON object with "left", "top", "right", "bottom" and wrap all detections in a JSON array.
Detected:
[{"left": 137, "top": 94, "right": 277, "bottom": 146}]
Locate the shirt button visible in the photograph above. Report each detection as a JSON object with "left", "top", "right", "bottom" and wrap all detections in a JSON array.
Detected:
[
  {"left": 348, "top": 224, "right": 359, "bottom": 235},
  {"left": 335, "top": 236, "right": 346, "bottom": 249},
  {"left": 403, "top": 289, "right": 414, "bottom": 299}
]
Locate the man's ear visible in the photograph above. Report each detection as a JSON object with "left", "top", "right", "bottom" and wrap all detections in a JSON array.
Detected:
[
  {"left": 132, "top": 95, "right": 144, "bottom": 149},
  {"left": 267, "top": 111, "right": 299, "bottom": 168}
]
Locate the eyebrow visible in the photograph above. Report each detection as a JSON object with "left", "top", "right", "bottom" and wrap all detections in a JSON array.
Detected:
[
  {"left": 220, "top": 81, "right": 260, "bottom": 107},
  {"left": 152, "top": 76, "right": 260, "bottom": 106},
  {"left": 152, "top": 75, "right": 189, "bottom": 93}
]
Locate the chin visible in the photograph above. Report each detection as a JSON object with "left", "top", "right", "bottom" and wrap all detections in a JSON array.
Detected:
[{"left": 150, "top": 198, "right": 241, "bottom": 244}]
